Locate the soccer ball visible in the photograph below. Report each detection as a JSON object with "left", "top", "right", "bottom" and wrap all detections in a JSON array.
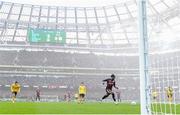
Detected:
[{"left": 131, "top": 101, "right": 136, "bottom": 105}]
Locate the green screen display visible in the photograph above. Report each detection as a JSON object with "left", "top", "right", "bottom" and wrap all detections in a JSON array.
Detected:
[{"left": 28, "top": 28, "right": 66, "bottom": 44}]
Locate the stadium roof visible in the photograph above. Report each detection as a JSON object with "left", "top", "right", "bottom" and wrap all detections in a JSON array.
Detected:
[
  {"left": 0, "top": 0, "right": 180, "bottom": 54},
  {"left": 2, "top": 0, "right": 123, "bottom": 7}
]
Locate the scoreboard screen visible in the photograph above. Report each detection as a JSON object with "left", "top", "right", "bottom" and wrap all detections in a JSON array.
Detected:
[{"left": 28, "top": 28, "right": 66, "bottom": 44}]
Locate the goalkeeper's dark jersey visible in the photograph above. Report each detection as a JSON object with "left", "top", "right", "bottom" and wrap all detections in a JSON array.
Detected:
[{"left": 103, "top": 78, "right": 115, "bottom": 90}]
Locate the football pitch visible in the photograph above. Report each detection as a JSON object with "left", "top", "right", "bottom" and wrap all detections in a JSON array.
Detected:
[
  {"left": 0, "top": 102, "right": 179, "bottom": 114},
  {"left": 0, "top": 102, "right": 139, "bottom": 114}
]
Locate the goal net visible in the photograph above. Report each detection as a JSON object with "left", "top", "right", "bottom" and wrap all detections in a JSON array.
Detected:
[
  {"left": 142, "top": 0, "right": 180, "bottom": 114},
  {"left": 150, "top": 55, "right": 180, "bottom": 114}
]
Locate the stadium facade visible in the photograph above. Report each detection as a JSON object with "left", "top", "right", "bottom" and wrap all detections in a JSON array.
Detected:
[{"left": 0, "top": 0, "right": 180, "bottom": 105}]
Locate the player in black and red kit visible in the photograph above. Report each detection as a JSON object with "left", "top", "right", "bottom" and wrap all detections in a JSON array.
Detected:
[
  {"left": 102, "top": 74, "right": 118, "bottom": 102},
  {"left": 36, "top": 88, "right": 41, "bottom": 101}
]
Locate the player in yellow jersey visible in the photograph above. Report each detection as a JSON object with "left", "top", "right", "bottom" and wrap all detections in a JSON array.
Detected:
[
  {"left": 166, "top": 86, "right": 173, "bottom": 102},
  {"left": 78, "top": 82, "right": 87, "bottom": 103},
  {"left": 11, "top": 81, "right": 21, "bottom": 103},
  {"left": 152, "top": 89, "right": 158, "bottom": 102}
]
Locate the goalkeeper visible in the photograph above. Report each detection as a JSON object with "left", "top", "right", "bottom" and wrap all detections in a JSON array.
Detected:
[{"left": 11, "top": 81, "right": 21, "bottom": 103}]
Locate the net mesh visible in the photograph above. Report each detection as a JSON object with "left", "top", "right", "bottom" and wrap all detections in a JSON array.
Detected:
[
  {"left": 147, "top": 0, "right": 180, "bottom": 113},
  {"left": 150, "top": 54, "right": 180, "bottom": 114}
]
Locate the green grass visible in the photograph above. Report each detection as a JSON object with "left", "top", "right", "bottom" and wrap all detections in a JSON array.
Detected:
[
  {"left": 151, "top": 103, "right": 180, "bottom": 114},
  {"left": 0, "top": 101, "right": 140, "bottom": 114},
  {"left": 0, "top": 101, "right": 179, "bottom": 114}
]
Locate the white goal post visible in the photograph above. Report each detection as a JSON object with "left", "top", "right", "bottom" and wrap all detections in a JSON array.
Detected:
[
  {"left": 138, "top": 0, "right": 151, "bottom": 114},
  {"left": 138, "top": 0, "right": 180, "bottom": 114}
]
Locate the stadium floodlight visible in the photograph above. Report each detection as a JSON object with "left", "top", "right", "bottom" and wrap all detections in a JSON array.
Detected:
[{"left": 138, "top": 0, "right": 151, "bottom": 114}]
